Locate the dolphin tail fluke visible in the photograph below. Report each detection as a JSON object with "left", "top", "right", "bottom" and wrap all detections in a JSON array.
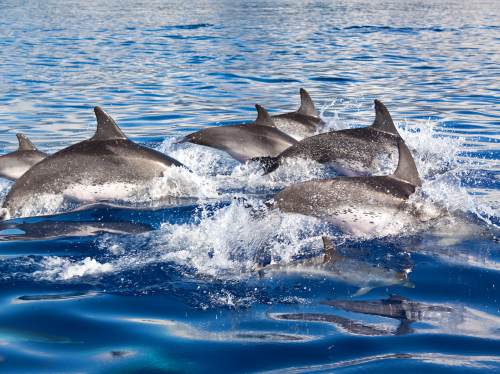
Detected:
[
  {"left": 321, "top": 236, "right": 343, "bottom": 264},
  {"left": 16, "top": 134, "right": 38, "bottom": 151},
  {"left": 403, "top": 280, "right": 415, "bottom": 289},
  {"left": 251, "top": 156, "right": 280, "bottom": 175},
  {"left": 392, "top": 141, "right": 422, "bottom": 187},
  {"left": 297, "top": 88, "right": 320, "bottom": 118},
  {"left": 370, "top": 100, "right": 401, "bottom": 137}
]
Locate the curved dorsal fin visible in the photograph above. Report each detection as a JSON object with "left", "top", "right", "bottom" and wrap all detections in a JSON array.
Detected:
[
  {"left": 322, "top": 236, "right": 343, "bottom": 264},
  {"left": 391, "top": 141, "right": 422, "bottom": 187},
  {"left": 370, "top": 100, "right": 401, "bottom": 137},
  {"left": 297, "top": 88, "right": 320, "bottom": 118},
  {"left": 92, "top": 107, "right": 128, "bottom": 141},
  {"left": 16, "top": 133, "right": 38, "bottom": 151},
  {"left": 254, "top": 104, "right": 276, "bottom": 127}
]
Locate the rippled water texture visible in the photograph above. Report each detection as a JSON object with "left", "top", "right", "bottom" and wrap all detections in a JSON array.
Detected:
[{"left": 0, "top": 0, "right": 500, "bottom": 373}]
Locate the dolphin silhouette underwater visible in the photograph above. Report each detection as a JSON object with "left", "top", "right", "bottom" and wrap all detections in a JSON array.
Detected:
[
  {"left": 270, "top": 140, "right": 443, "bottom": 237},
  {"left": 269, "top": 88, "right": 324, "bottom": 139},
  {"left": 0, "top": 134, "right": 49, "bottom": 180},
  {"left": 0, "top": 107, "right": 184, "bottom": 220},
  {"left": 255, "top": 100, "right": 403, "bottom": 176},
  {"left": 260, "top": 236, "right": 414, "bottom": 297},
  {"left": 175, "top": 104, "right": 298, "bottom": 163}
]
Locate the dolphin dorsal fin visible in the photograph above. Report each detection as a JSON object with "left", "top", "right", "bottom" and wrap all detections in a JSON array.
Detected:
[
  {"left": 370, "top": 100, "right": 401, "bottom": 137},
  {"left": 16, "top": 134, "right": 38, "bottom": 151},
  {"left": 297, "top": 88, "right": 320, "bottom": 118},
  {"left": 391, "top": 141, "right": 422, "bottom": 187},
  {"left": 322, "top": 236, "right": 343, "bottom": 264},
  {"left": 254, "top": 105, "right": 276, "bottom": 127},
  {"left": 92, "top": 107, "right": 128, "bottom": 141}
]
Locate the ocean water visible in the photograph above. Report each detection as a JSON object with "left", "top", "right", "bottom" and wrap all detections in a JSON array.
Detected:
[{"left": 1, "top": 0, "right": 500, "bottom": 372}]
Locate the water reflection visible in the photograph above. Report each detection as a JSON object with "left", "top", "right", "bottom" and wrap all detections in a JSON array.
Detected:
[
  {"left": 271, "top": 295, "right": 500, "bottom": 339},
  {"left": 0, "top": 325, "right": 82, "bottom": 344},
  {"left": 124, "top": 318, "right": 316, "bottom": 343}
]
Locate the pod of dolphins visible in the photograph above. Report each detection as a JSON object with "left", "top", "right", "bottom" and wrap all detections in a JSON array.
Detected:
[{"left": 0, "top": 88, "right": 473, "bottom": 295}]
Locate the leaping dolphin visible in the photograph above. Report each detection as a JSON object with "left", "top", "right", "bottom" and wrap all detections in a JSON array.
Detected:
[
  {"left": 260, "top": 236, "right": 414, "bottom": 296},
  {"left": 270, "top": 140, "right": 443, "bottom": 237},
  {"left": 254, "top": 100, "right": 402, "bottom": 176},
  {"left": 0, "top": 134, "right": 49, "bottom": 180},
  {"left": 1, "top": 107, "right": 184, "bottom": 220},
  {"left": 270, "top": 88, "right": 324, "bottom": 139},
  {"left": 175, "top": 105, "right": 298, "bottom": 163}
]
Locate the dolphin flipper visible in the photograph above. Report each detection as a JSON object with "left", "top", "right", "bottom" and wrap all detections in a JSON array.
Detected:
[
  {"left": 16, "top": 134, "right": 38, "bottom": 151},
  {"left": 370, "top": 100, "right": 401, "bottom": 137},
  {"left": 352, "top": 287, "right": 373, "bottom": 297},
  {"left": 297, "top": 88, "right": 320, "bottom": 118}
]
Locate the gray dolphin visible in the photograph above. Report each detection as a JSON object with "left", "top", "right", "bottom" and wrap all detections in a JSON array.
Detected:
[
  {"left": 255, "top": 100, "right": 402, "bottom": 176},
  {"left": 270, "top": 88, "right": 324, "bottom": 139},
  {"left": 261, "top": 236, "right": 414, "bottom": 296},
  {"left": 0, "top": 134, "right": 49, "bottom": 180},
  {"left": 1, "top": 107, "right": 184, "bottom": 220},
  {"left": 0, "top": 217, "right": 154, "bottom": 241},
  {"left": 270, "top": 140, "right": 443, "bottom": 237},
  {"left": 175, "top": 105, "right": 298, "bottom": 163}
]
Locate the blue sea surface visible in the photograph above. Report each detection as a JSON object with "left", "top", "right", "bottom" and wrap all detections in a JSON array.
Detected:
[{"left": 1, "top": 0, "right": 500, "bottom": 372}]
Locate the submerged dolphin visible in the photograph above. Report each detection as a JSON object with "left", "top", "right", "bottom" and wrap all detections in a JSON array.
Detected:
[
  {"left": 261, "top": 236, "right": 414, "bottom": 296},
  {"left": 255, "top": 100, "right": 402, "bottom": 176},
  {"left": 270, "top": 140, "right": 442, "bottom": 237},
  {"left": 270, "top": 88, "right": 324, "bottom": 139},
  {"left": 175, "top": 104, "right": 298, "bottom": 163},
  {"left": 0, "top": 217, "right": 153, "bottom": 241},
  {"left": 1, "top": 107, "right": 184, "bottom": 220},
  {"left": 0, "top": 134, "right": 48, "bottom": 180}
]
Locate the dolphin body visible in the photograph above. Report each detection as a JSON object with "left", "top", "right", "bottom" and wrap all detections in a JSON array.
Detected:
[
  {"left": 0, "top": 107, "right": 184, "bottom": 220},
  {"left": 269, "top": 88, "right": 324, "bottom": 139},
  {"left": 255, "top": 100, "right": 402, "bottom": 176},
  {"left": 0, "top": 217, "right": 153, "bottom": 241},
  {"left": 260, "top": 236, "right": 414, "bottom": 296},
  {"left": 270, "top": 141, "right": 443, "bottom": 237},
  {"left": 0, "top": 134, "right": 49, "bottom": 180},
  {"left": 175, "top": 105, "right": 298, "bottom": 163}
]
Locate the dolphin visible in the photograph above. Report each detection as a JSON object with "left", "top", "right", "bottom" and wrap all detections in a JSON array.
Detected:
[
  {"left": 175, "top": 104, "right": 298, "bottom": 163},
  {"left": 260, "top": 236, "right": 414, "bottom": 296},
  {"left": 0, "top": 217, "right": 154, "bottom": 241},
  {"left": 254, "top": 100, "right": 402, "bottom": 176},
  {"left": 270, "top": 88, "right": 324, "bottom": 139},
  {"left": 0, "top": 107, "right": 184, "bottom": 220},
  {"left": 270, "top": 140, "right": 443, "bottom": 237},
  {"left": 0, "top": 134, "right": 49, "bottom": 180}
]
